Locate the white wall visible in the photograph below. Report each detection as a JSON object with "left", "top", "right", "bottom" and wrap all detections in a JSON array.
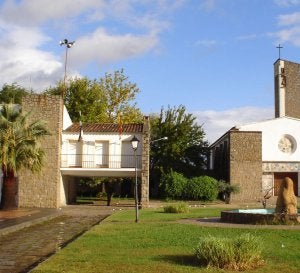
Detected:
[
  {"left": 239, "top": 117, "right": 300, "bottom": 162},
  {"left": 62, "top": 133, "right": 142, "bottom": 154},
  {"left": 63, "top": 106, "right": 73, "bottom": 130}
]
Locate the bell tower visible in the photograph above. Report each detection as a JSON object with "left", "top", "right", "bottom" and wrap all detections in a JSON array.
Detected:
[{"left": 274, "top": 59, "right": 300, "bottom": 119}]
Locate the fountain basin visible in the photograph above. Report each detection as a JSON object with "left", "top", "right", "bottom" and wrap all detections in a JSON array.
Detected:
[{"left": 221, "top": 209, "right": 300, "bottom": 224}]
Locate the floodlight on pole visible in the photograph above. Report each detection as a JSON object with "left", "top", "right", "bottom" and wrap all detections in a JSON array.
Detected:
[{"left": 60, "top": 38, "right": 75, "bottom": 98}]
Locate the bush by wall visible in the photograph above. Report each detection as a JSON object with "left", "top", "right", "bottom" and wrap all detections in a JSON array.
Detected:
[
  {"left": 185, "top": 176, "right": 219, "bottom": 201},
  {"left": 159, "top": 170, "right": 188, "bottom": 199},
  {"left": 218, "top": 180, "right": 240, "bottom": 203},
  {"left": 160, "top": 171, "right": 220, "bottom": 201}
]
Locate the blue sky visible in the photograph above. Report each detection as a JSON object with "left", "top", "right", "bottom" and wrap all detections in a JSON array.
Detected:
[{"left": 0, "top": 0, "right": 300, "bottom": 142}]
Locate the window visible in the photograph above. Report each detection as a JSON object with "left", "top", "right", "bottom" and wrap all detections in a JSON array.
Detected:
[{"left": 95, "top": 141, "right": 109, "bottom": 167}]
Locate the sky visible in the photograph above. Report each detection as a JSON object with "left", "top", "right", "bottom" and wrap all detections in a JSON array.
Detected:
[{"left": 1, "top": 0, "right": 300, "bottom": 143}]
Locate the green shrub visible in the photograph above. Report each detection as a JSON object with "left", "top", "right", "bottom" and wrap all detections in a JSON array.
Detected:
[
  {"left": 160, "top": 170, "right": 188, "bottom": 199},
  {"left": 163, "top": 203, "right": 189, "bottom": 213},
  {"left": 185, "top": 176, "right": 218, "bottom": 201},
  {"left": 218, "top": 180, "right": 240, "bottom": 203},
  {"left": 195, "top": 233, "right": 264, "bottom": 271}
]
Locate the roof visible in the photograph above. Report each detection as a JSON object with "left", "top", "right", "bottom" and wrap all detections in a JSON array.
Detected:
[
  {"left": 209, "top": 116, "right": 300, "bottom": 148},
  {"left": 64, "top": 123, "right": 143, "bottom": 133}
]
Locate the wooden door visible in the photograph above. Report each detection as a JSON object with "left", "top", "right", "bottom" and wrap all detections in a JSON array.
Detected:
[{"left": 274, "top": 172, "right": 298, "bottom": 196}]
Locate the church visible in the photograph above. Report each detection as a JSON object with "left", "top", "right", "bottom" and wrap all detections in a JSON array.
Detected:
[{"left": 209, "top": 59, "right": 300, "bottom": 203}]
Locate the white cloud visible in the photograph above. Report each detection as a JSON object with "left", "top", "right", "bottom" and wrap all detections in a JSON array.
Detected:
[
  {"left": 275, "top": 26, "right": 300, "bottom": 46},
  {"left": 194, "top": 39, "right": 219, "bottom": 54},
  {"left": 0, "top": 0, "right": 104, "bottom": 25},
  {"left": 200, "top": 0, "right": 216, "bottom": 11},
  {"left": 104, "top": 0, "right": 185, "bottom": 33},
  {"left": 194, "top": 106, "right": 273, "bottom": 144},
  {"left": 0, "top": 21, "right": 62, "bottom": 91},
  {"left": 274, "top": 0, "right": 300, "bottom": 7},
  {"left": 195, "top": 39, "right": 217, "bottom": 47},
  {"left": 275, "top": 10, "right": 300, "bottom": 46},
  {"left": 0, "top": 0, "right": 184, "bottom": 90},
  {"left": 70, "top": 28, "right": 159, "bottom": 67},
  {"left": 278, "top": 12, "right": 300, "bottom": 26},
  {"left": 236, "top": 34, "right": 257, "bottom": 41}
]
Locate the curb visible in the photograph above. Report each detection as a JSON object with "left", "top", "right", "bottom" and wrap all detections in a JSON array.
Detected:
[{"left": 0, "top": 212, "right": 60, "bottom": 236}]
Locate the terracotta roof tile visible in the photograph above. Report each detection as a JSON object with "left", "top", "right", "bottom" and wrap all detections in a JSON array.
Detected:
[{"left": 64, "top": 123, "right": 143, "bottom": 133}]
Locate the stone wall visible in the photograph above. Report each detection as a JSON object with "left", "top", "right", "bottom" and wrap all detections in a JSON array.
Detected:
[
  {"left": 141, "top": 116, "right": 150, "bottom": 207},
  {"left": 229, "top": 131, "right": 262, "bottom": 202},
  {"left": 278, "top": 60, "right": 300, "bottom": 119},
  {"left": 18, "top": 95, "right": 63, "bottom": 208},
  {"left": 284, "top": 60, "right": 300, "bottom": 119}
]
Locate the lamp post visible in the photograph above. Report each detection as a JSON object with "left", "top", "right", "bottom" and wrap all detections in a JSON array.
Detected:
[
  {"left": 60, "top": 38, "right": 75, "bottom": 98},
  {"left": 150, "top": 136, "right": 168, "bottom": 144},
  {"left": 131, "top": 135, "right": 140, "bottom": 223}
]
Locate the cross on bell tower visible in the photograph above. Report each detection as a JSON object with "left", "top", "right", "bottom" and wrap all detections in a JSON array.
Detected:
[{"left": 276, "top": 44, "right": 283, "bottom": 59}]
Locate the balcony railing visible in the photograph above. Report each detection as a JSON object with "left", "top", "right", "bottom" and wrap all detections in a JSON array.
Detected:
[{"left": 61, "top": 154, "right": 142, "bottom": 169}]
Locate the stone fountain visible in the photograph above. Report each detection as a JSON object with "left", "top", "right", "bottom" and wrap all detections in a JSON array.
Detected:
[{"left": 221, "top": 177, "right": 300, "bottom": 224}]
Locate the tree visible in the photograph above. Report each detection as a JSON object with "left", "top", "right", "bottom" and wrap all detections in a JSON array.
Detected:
[
  {"left": 100, "top": 69, "right": 142, "bottom": 123},
  {"left": 44, "top": 77, "right": 107, "bottom": 123},
  {"left": 150, "top": 105, "right": 209, "bottom": 196},
  {"left": 0, "top": 104, "right": 50, "bottom": 209},
  {"left": 45, "top": 69, "right": 143, "bottom": 123},
  {"left": 0, "top": 83, "right": 31, "bottom": 104}
]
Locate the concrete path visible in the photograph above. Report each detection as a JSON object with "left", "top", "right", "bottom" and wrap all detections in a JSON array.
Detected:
[{"left": 0, "top": 205, "right": 117, "bottom": 273}]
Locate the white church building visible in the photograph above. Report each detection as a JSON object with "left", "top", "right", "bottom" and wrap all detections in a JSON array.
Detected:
[{"left": 209, "top": 59, "right": 300, "bottom": 203}]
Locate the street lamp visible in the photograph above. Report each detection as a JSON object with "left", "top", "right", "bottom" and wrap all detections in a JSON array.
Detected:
[
  {"left": 151, "top": 136, "right": 168, "bottom": 144},
  {"left": 131, "top": 135, "right": 140, "bottom": 223},
  {"left": 60, "top": 38, "right": 75, "bottom": 98}
]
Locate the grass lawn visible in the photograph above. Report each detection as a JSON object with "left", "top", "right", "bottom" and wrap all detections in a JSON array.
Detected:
[{"left": 32, "top": 206, "right": 300, "bottom": 273}]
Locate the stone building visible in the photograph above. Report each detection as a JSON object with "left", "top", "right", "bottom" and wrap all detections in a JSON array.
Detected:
[
  {"left": 15, "top": 94, "right": 150, "bottom": 208},
  {"left": 209, "top": 59, "right": 300, "bottom": 203}
]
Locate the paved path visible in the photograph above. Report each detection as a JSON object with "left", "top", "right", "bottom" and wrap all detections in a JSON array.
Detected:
[{"left": 0, "top": 205, "right": 116, "bottom": 273}]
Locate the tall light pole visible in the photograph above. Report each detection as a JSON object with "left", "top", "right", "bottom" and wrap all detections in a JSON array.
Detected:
[
  {"left": 60, "top": 38, "right": 75, "bottom": 98},
  {"left": 131, "top": 135, "right": 140, "bottom": 223}
]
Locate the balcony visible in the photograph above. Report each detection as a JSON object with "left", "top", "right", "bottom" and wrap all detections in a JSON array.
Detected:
[{"left": 61, "top": 154, "right": 142, "bottom": 169}]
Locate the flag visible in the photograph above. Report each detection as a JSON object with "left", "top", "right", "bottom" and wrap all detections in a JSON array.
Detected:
[{"left": 118, "top": 114, "right": 123, "bottom": 140}]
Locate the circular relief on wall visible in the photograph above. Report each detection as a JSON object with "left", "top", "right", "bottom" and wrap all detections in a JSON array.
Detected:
[{"left": 278, "top": 134, "right": 297, "bottom": 154}]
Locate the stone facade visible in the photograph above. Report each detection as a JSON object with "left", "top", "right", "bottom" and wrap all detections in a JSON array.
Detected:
[
  {"left": 275, "top": 59, "right": 300, "bottom": 119},
  {"left": 18, "top": 95, "right": 63, "bottom": 208},
  {"left": 229, "top": 131, "right": 262, "bottom": 202},
  {"left": 141, "top": 116, "right": 150, "bottom": 207}
]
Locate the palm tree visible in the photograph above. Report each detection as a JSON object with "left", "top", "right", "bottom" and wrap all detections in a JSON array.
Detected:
[{"left": 0, "top": 104, "right": 49, "bottom": 209}]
